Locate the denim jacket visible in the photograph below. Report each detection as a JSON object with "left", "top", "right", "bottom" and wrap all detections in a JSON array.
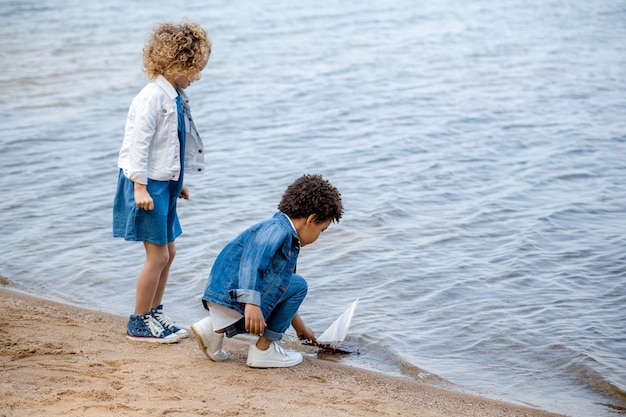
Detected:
[
  {"left": 117, "top": 75, "right": 204, "bottom": 184},
  {"left": 202, "top": 212, "right": 301, "bottom": 318}
]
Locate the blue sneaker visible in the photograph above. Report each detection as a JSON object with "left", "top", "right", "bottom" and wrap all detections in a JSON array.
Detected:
[
  {"left": 127, "top": 313, "right": 179, "bottom": 344},
  {"left": 151, "top": 305, "right": 188, "bottom": 339}
]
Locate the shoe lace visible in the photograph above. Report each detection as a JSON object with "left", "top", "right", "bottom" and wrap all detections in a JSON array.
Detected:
[
  {"left": 153, "top": 310, "right": 175, "bottom": 330},
  {"left": 144, "top": 315, "right": 165, "bottom": 337},
  {"left": 272, "top": 342, "right": 287, "bottom": 356}
]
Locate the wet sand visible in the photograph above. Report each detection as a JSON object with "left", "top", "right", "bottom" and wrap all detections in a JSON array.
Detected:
[{"left": 0, "top": 288, "right": 565, "bottom": 417}]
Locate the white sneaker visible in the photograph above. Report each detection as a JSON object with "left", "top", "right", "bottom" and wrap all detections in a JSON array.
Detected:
[
  {"left": 190, "top": 317, "right": 228, "bottom": 361},
  {"left": 246, "top": 342, "right": 303, "bottom": 368}
]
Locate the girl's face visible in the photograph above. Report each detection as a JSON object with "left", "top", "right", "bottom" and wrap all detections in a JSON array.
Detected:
[
  {"left": 170, "top": 58, "right": 208, "bottom": 89},
  {"left": 172, "top": 69, "right": 202, "bottom": 89}
]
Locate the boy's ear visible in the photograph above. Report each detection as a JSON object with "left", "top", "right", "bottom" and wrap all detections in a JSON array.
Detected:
[{"left": 306, "top": 214, "right": 317, "bottom": 224}]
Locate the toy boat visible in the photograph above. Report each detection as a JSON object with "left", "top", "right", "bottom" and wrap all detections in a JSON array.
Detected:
[{"left": 304, "top": 298, "right": 360, "bottom": 354}]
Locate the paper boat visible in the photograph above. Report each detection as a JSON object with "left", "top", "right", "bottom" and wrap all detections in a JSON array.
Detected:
[{"left": 308, "top": 298, "right": 359, "bottom": 354}]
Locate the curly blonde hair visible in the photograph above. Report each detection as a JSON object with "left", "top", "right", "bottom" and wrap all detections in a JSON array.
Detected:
[{"left": 143, "top": 20, "right": 211, "bottom": 79}]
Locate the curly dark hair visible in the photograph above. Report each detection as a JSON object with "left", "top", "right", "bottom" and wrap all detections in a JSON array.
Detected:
[{"left": 278, "top": 174, "right": 343, "bottom": 223}]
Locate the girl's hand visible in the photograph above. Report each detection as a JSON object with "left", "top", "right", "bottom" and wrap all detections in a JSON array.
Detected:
[
  {"left": 134, "top": 183, "right": 154, "bottom": 210},
  {"left": 244, "top": 304, "right": 266, "bottom": 336},
  {"left": 179, "top": 185, "right": 190, "bottom": 200}
]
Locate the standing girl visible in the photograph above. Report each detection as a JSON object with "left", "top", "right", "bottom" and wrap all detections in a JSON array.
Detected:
[{"left": 113, "top": 21, "right": 211, "bottom": 343}]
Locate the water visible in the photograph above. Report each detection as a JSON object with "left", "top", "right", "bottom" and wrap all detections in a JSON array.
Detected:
[{"left": 1, "top": 1, "right": 625, "bottom": 415}]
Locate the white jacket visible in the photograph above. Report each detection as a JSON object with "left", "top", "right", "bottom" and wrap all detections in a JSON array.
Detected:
[{"left": 117, "top": 75, "right": 204, "bottom": 184}]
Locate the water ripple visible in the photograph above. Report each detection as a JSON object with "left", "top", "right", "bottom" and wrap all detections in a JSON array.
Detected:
[{"left": 1, "top": 1, "right": 625, "bottom": 416}]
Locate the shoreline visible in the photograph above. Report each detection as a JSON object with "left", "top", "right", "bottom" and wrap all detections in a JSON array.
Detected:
[{"left": 0, "top": 287, "right": 565, "bottom": 417}]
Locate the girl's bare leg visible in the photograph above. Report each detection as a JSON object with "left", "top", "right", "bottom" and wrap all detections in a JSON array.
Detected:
[
  {"left": 152, "top": 241, "right": 176, "bottom": 309},
  {"left": 133, "top": 242, "right": 170, "bottom": 314}
]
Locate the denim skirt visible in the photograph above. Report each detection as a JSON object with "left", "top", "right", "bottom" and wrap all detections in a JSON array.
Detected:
[{"left": 112, "top": 170, "right": 182, "bottom": 245}]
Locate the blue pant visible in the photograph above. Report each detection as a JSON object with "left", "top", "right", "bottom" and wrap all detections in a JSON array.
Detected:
[{"left": 224, "top": 274, "right": 308, "bottom": 341}]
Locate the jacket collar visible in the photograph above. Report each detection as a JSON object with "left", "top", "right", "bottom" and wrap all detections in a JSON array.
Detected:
[
  {"left": 273, "top": 212, "right": 298, "bottom": 237},
  {"left": 154, "top": 75, "right": 178, "bottom": 100}
]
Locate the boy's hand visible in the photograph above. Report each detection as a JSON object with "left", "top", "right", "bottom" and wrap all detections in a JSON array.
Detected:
[
  {"left": 244, "top": 304, "right": 266, "bottom": 336},
  {"left": 291, "top": 315, "right": 317, "bottom": 344},
  {"left": 134, "top": 183, "right": 154, "bottom": 210},
  {"left": 297, "top": 326, "right": 317, "bottom": 344}
]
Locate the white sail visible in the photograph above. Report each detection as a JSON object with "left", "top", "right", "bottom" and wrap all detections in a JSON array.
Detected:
[{"left": 317, "top": 298, "right": 359, "bottom": 345}]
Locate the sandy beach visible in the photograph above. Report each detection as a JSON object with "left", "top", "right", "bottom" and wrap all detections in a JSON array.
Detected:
[{"left": 0, "top": 287, "right": 565, "bottom": 417}]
